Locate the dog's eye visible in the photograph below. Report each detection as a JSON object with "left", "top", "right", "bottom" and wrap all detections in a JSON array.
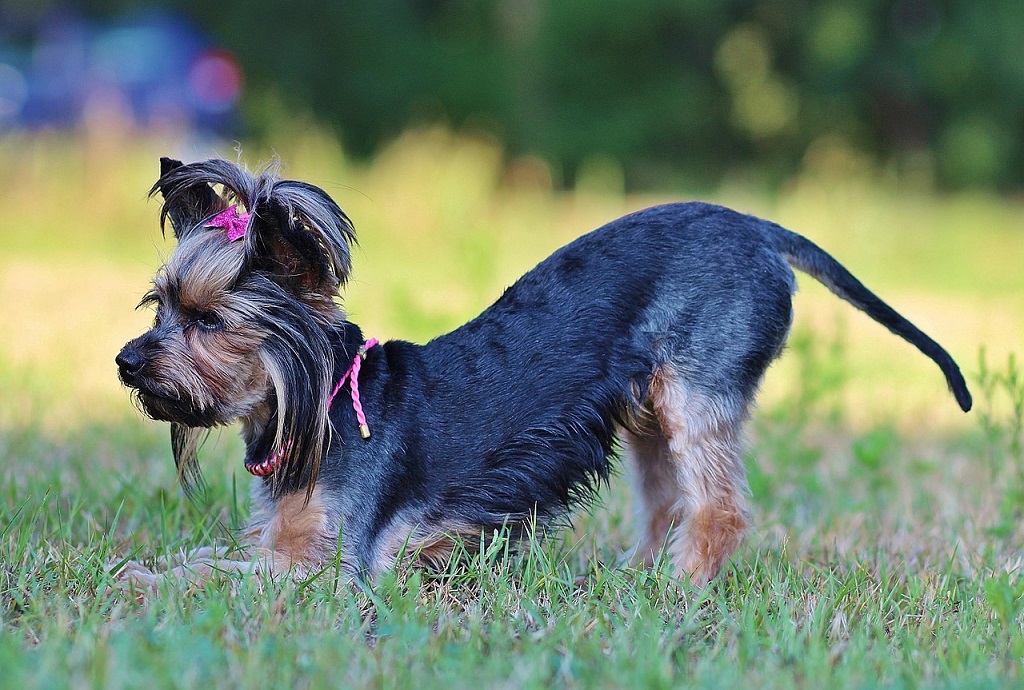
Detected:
[{"left": 192, "top": 312, "right": 224, "bottom": 332}]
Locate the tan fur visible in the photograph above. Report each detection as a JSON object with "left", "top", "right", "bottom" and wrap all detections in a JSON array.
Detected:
[
  {"left": 621, "top": 429, "right": 678, "bottom": 566},
  {"left": 143, "top": 232, "right": 272, "bottom": 422},
  {"left": 371, "top": 519, "right": 484, "bottom": 575},
  {"left": 165, "top": 233, "right": 244, "bottom": 308},
  {"left": 243, "top": 485, "right": 336, "bottom": 567},
  {"left": 671, "top": 503, "right": 747, "bottom": 586},
  {"left": 115, "top": 486, "right": 339, "bottom": 593},
  {"left": 115, "top": 545, "right": 282, "bottom": 592},
  {"left": 627, "top": 366, "right": 749, "bottom": 586}
]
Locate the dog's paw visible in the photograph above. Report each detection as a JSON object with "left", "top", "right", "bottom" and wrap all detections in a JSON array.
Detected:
[
  {"left": 108, "top": 557, "right": 148, "bottom": 578},
  {"left": 108, "top": 559, "right": 163, "bottom": 602},
  {"left": 154, "top": 545, "right": 232, "bottom": 570}
]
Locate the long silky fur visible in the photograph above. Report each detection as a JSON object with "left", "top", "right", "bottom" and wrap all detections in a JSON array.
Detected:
[
  {"left": 149, "top": 159, "right": 357, "bottom": 499},
  {"left": 171, "top": 423, "right": 209, "bottom": 498},
  {"left": 243, "top": 275, "right": 342, "bottom": 499}
]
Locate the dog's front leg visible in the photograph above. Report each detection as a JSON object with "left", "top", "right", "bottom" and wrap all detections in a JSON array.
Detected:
[{"left": 113, "top": 545, "right": 293, "bottom": 592}]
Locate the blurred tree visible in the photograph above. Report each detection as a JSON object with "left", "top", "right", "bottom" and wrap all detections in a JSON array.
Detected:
[{"left": 21, "top": 0, "right": 1024, "bottom": 190}]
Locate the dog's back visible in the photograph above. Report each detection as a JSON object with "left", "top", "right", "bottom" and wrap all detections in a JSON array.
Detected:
[{"left": 387, "top": 201, "right": 969, "bottom": 583}]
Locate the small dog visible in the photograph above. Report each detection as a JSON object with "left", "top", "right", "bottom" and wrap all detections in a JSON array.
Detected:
[{"left": 115, "top": 157, "right": 972, "bottom": 589}]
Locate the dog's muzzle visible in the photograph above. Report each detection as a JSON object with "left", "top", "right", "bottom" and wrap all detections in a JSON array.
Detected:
[{"left": 116, "top": 346, "right": 146, "bottom": 386}]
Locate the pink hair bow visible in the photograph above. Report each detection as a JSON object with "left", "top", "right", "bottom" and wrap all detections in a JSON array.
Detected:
[{"left": 207, "top": 205, "right": 250, "bottom": 242}]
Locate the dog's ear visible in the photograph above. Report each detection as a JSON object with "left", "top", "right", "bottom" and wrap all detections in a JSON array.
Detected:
[
  {"left": 160, "top": 156, "right": 183, "bottom": 177},
  {"left": 248, "top": 182, "right": 356, "bottom": 296},
  {"left": 150, "top": 157, "right": 225, "bottom": 240}
]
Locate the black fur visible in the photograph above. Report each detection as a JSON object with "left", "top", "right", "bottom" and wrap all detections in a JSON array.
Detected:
[{"left": 312, "top": 203, "right": 970, "bottom": 571}]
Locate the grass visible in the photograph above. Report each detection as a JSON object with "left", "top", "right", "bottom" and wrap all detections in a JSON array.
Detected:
[{"left": 1, "top": 126, "right": 1023, "bottom": 688}]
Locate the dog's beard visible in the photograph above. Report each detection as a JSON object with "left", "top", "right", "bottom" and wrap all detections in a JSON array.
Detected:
[
  {"left": 133, "top": 387, "right": 220, "bottom": 428},
  {"left": 131, "top": 374, "right": 273, "bottom": 497},
  {"left": 130, "top": 372, "right": 274, "bottom": 497},
  {"left": 171, "top": 422, "right": 209, "bottom": 497},
  {"left": 124, "top": 311, "right": 342, "bottom": 496},
  {"left": 129, "top": 387, "right": 216, "bottom": 499},
  {"left": 124, "top": 342, "right": 273, "bottom": 430}
]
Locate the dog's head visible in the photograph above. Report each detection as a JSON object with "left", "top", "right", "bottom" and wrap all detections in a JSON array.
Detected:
[{"left": 116, "top": 157, "right": 356, "bottom": 492}]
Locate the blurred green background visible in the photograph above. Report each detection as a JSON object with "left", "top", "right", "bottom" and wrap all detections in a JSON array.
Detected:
[
  {"left": 0, "top": 0, "right": 1020, "bottom": 435},
  {"left": 4, "top": 0, "right": 1024, "bottom": 189}
]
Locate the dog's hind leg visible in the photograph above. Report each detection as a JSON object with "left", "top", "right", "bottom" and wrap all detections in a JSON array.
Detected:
[
  {"left": 633, "top": 367, "right": 750, "bottom": 586},
  {"left": 622, "top": 428, "right": 680, "bottom": 568}
]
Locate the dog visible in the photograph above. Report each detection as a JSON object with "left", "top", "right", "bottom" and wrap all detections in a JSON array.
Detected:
[{"left": 114, "top": 157, "right": 972, "bottom": 590}]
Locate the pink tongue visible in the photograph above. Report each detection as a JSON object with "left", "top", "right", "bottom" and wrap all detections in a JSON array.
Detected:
[{"left": 246, "top": 445, "right": 285, "bottom": 477}]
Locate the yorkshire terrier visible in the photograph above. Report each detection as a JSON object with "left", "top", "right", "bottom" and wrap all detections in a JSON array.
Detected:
[{"left": 114, "top": 157, "right": 972, "bottom": 590}]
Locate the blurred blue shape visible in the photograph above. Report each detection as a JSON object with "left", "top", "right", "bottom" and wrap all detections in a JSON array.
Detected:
[{"left": 0, "top": 9, "right": 241, "bottom": 134}]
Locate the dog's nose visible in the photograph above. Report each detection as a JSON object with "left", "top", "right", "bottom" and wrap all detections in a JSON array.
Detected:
[{"left": 116, "top": 347, "right": 146, "bottom": 382}]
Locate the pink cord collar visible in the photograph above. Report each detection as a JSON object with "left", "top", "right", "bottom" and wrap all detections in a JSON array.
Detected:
[
  {"left": 246, "top": 338, "right": 379, "bottom": 477},
  {"left": 327, "top": 338, "right": 380, "bottom": 439}
]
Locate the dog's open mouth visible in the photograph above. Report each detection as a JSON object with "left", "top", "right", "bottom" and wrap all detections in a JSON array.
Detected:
[{"left": 244, "top": 444, "right": 286, "bottom": 477}]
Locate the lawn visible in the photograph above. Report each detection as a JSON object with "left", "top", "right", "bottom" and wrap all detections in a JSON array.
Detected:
[{"left": 1, "top": 127, "right": 1022, "bottom": 688}]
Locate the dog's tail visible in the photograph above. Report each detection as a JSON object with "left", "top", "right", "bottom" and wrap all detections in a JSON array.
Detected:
[{"left": 767, "top": 222, "right": 972, "bottom": 412}]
